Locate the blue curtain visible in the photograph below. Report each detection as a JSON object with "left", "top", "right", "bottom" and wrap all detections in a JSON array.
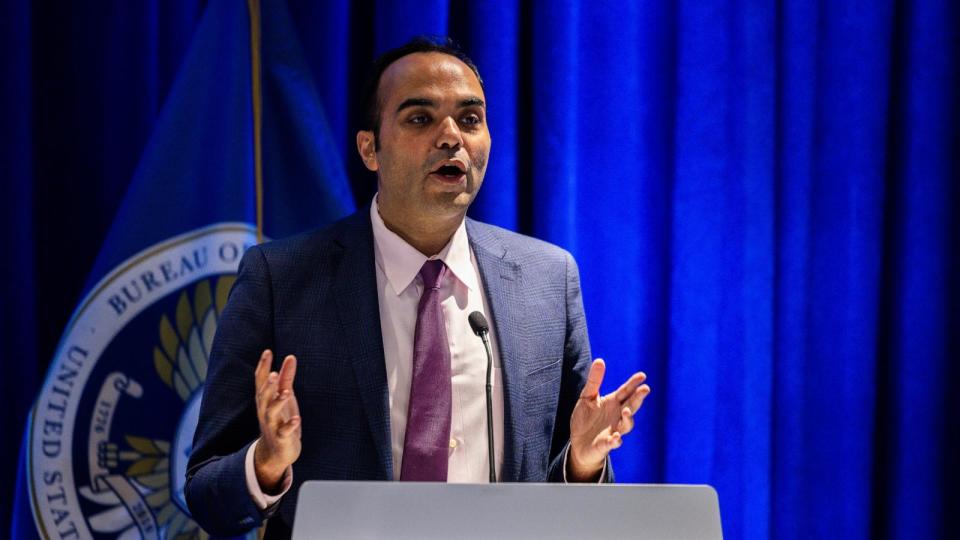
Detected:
[
  {"left": 3, "top": 1, "right": 957, "bottom": 538},
  {"left": 1, "top": 2, "right": 36, "bottom": 536}
]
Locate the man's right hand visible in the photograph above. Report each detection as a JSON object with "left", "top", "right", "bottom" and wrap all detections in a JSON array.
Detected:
[{"left": 253, "top": 350, "right": 301, "bottom": 494}]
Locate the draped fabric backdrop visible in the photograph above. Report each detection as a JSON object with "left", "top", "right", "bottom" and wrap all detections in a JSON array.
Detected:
[{"left": 2, "top": 1, "right": 957, "bottom": 538}]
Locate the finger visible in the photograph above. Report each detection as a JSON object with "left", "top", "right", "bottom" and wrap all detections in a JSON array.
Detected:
[
  {"left": 264, "top": 388, "right": 292, "bottom": 425},
  {"left": 599, "top": 431, "right": 622, "bottom": 453},
  {"left": 287, "top": 391, "right": 301, "bottom": 417},
  {"left": 277, "top": 355, "right": 298, "bottom": 393},
  {"left": 254, "top": 349, "right": 272, "bottom": 393},
  {"left": 257, "top": 371, "right": 280, "bottom": 410},
  {"left": 580, "top": 359, "right": 606, "bottom": 399},
  {"left": 277, "top": 416, "right": 301, "bottom": 439},
  {"left": 617, "top": 407, "right": 635, "bottom": 435},
  {"left": 614, "top": 371, "right": 647, "bottom": 402},
  {"left": 624, "top": 384, "right": 651, "bottom": 412}
]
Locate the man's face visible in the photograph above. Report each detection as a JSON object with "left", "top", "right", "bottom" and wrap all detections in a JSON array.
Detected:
[{"left": 358, "top": 52, "right": 491, "bottom": 222}]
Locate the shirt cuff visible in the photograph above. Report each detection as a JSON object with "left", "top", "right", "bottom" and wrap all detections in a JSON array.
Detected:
[
  {"left": 245, "top": 439, "right": 293, "bottom": 510},
  {"left": 562, "top": 444, "right": 608, "bottom": 484}
]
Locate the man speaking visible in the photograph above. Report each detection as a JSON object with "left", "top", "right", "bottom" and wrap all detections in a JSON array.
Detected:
[{"left": 186, "top": 37, "right": 651, "bottom": 538}]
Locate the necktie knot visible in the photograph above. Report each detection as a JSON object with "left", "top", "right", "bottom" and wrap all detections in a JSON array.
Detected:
[{"left": 419, "top": 259, "right": 447, "bottom": 291}]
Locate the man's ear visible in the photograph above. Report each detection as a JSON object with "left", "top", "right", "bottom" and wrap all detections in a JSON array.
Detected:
[{"left": 356, "top": 131, "right": 379, "bottom": 171}]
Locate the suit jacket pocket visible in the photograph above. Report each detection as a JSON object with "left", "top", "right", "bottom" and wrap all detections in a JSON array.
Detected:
[{"left": 524, "top": 357, "right": 562, "bottom": 387}]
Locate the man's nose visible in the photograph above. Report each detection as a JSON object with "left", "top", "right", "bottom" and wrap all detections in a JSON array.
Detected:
[{"left": 435, "top": 116, "right": 463, "bottom": 149}]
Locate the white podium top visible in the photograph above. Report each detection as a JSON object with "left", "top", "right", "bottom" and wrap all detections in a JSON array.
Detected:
[{"left": 292, "top": 481, "right": 722, "bottom": 539}]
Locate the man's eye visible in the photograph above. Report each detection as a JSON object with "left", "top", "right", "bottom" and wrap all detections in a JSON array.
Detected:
[
  {"left": 461, "top": 114, "right": 482, "bottom": 126},
  {"left": 409, "top": 115, "right": 430, "bottom": 125}
]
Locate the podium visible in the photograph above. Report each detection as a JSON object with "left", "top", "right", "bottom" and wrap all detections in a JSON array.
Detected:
[{"left": 292, "top": 482, "right": 722, "bottom": 539}]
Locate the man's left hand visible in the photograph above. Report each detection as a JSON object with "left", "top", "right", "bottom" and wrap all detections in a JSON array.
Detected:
[{"left": 568, "top": 358, "right": 650, "bottom": 481}]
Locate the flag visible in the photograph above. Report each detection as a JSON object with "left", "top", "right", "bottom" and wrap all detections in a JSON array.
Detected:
[{"left": 12, "top": 1, "right": 354, "bottom": 538}]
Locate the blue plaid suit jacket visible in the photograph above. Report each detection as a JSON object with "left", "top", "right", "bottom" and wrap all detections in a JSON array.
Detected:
[{"left": 185, "top": 208, "right": 605, "bottom": 537}]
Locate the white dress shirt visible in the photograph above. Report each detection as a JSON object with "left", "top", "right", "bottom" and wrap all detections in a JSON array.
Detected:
[
  {"left": 369, "top": 197, "right": 506, "bottom": 482},
  {"left": 245, "top": 196, "right": 506, "bottom": 507}
]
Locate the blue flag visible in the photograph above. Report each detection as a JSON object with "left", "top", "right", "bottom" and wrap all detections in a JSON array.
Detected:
[{"left": 12, "top": 1, "right": 353, "bottom": 538}]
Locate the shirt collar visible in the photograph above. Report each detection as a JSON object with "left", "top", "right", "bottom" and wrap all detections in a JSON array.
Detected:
[{"left": 370, "top": 194, "right": 479, "bottom": 296}]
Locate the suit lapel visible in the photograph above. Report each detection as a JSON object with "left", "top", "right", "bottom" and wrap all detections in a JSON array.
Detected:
[
  {"left": 467, "top": 220, "right": 526, "bottom": 482},
  {"left": 331, "top": 211, "right": 393, "bottom": 479}
]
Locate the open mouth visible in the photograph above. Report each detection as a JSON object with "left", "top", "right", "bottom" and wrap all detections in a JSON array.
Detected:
[{"left": 430, "top": 161, "right": 467, "bottom": 180}]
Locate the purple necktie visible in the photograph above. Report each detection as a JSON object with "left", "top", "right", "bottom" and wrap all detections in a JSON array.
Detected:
[{"left": 400, "top": 259, "right": 452, "bottom": 481}]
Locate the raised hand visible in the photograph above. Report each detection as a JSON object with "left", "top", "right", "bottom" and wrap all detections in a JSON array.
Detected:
[
  {"left": 253, "top": 350, "right": 301, "bottom": 493},
  {"left": 567, "top": 358, "right": 650, "bottom": 481}
]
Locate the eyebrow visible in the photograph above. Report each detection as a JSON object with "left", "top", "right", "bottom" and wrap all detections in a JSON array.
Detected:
[{"left": 396, "top": 97, "right": 486, "bottom": 113}]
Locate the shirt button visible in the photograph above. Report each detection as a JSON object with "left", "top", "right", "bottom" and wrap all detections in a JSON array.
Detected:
[{"left": 449, "top": 438, "right": 458, "bottom": 448}]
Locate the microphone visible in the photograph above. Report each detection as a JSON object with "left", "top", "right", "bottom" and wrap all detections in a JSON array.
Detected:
[{"left": 468, "top": 311, "right": 496, "bottom": 483}]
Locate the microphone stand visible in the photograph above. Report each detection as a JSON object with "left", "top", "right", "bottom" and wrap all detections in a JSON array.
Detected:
[
  {"left": 478, "top": 330, "right": 496, "bottom": 483},
  {"left": 468, "top": 311, "right": 497, "bottom": 483}
]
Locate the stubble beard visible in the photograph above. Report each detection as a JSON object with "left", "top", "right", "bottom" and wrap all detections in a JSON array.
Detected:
[{"left": 380, "top": 148, "right": 489, "bottom": 225}]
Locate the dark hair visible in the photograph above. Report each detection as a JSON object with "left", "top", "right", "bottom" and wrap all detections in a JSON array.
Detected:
[{"left": 359, "top": 36, "right": 484, "bottom": 141}]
